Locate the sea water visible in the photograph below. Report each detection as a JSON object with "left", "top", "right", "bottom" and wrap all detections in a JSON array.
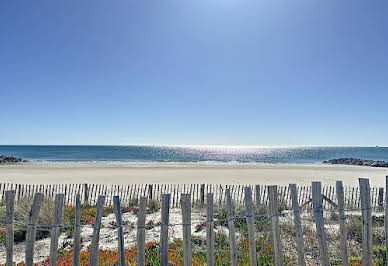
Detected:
[{"left": 0, "top": 145, "right": 388, "bottom": 165}]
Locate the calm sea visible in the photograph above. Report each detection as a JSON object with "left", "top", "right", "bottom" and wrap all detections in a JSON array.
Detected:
[{"left": 1, "top": 145, "right": 388, "bottom": 165}]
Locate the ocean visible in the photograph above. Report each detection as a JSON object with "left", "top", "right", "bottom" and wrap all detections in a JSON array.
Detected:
[{"left": 1, "top": 145, "right": 388, "bottom": 165}]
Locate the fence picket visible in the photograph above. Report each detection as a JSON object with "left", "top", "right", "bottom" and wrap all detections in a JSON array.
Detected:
[
  {"left": 206, "top": 193, "right": 215, "bottom": 266},
  {"left": 49, "top": 194, "right": 64, "bottom": 266},
  {"left": 89, "top": 195, "right": 105, "bottom": 266},
  {"left": 359, "top": 178, "right": 372, "bottom": 265},
  {"left": 289, "top": 184, "right": 306, "bottom": 266},
  {"left": 336, "top": 181, "right": 348, "bottom": 266},
  {"left": 378, "top": 187, "right": 384, "bottom": 209},
  {"left": 268, "top": 186, "right": 284, "bottom": 266},
  {"left": 244, "top": 187, "right": 257, "bottom": 265},
  {"left": 25, "top": 193, "right": 44, "bottom": 266},
  {"left": 255, "top": 185, "right": 260, "bottom": 207},
  {"left": 160, "top": 194, "right": 170, "bottom": 266},
  {"left": 73, "top": 194, "right": 81, "bottom": 266},
  {"left": 226, "top": 189, "right": 238, "bottom": 266},
  {"left": 137, "top": 197, "right": 147, "bottom": 266},
  {"left": 181, "top": 194, "right": 192, "bottom": 266},
  {"left": 113, "top": 196, "right": 125, "bottom": 266},
  {"left": 312, "top": 182, "right": 329, "bottom": 266},
  {"left": 5, "top": 190, "right": 15, "bottom": 266},
  {"left": 385, "top": 176, "right": 388, "bottom": 264}
]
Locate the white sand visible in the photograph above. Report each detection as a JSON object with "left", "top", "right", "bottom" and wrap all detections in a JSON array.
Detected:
[
  {"left": 0, "top": 206, "right": 359, "bottom": 265},
  {"left": 0, "top": 163, "right": 387, "bottom": 186},
  {"left": 0, "top": 207, "right": 226, "bottom": 264}
]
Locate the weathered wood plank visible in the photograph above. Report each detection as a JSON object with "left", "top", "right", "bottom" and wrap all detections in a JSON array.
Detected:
[
  {"left": 312, "top": 182, "right": 329, "bottom": 266},
  {"left": 289, "top": 184, "right": 306, "bottom": 266},
  {"left": 268, "top": 185, "right": 284, "bottom": 266},
  {"left": 378, "top": 187, "right": 384, "bottom": 210},
  {"left": 160, "top": 194, "right": 171, "bottom": 266},
  {"left": 181, "top": 194, "right": 192, "bottom": 266},
  {"left": 113, "top": 196, "right": 125, "bottom": 266},
  {"left": 359, "top": 178, "right": 372, "bottom": 266},
  {"left": 73, "top": 194, "right": 81, "bottom": 266},
  {"left": 89, "top": 195, "right": 106, "bottom": 266},
  {"left": 226, "top": 189, "right": 238, "bottom": 266},
  {"left": 5, "top": 190, "right": 15, "bottom": 266},
  {"left": 206, "top": 193, "right": 215, "bottom": 266},
  {"left": 25, "top": 193, "right": 44, "bottom": 266},
  {"left": 137, "top": 196, "right": 147, "bottom": 266},
  {"left": 385, "top": 176, "right": 388, "bottom": 265},
  {"left": 244, "top": 187, "right": 257, "bottom": 265},
  {"left": 255, "top": 185, "right": 261, "bottom": 207},
  {"left": 336, "top": 181, "right": 348, "bottom": 266},
  {"left": 49, "top": 194, "right": 65, "bottom": 266}
]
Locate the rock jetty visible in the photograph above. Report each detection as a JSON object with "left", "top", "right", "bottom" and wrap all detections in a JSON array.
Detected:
[
  {"left": 0, "top": 155, "right": 25, "bottom": 164},
  {"left": 323, "top": 158, "right": 388, "bottom": 168}
]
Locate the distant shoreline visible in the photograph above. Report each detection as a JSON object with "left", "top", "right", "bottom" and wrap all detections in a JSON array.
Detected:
[{"left": 11, "top": 160, "right": 326, "bottom": 166}]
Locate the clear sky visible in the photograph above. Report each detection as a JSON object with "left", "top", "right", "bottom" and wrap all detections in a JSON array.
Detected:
[{"left": 1, "top": 0, "right": 387, "bottom": 146}]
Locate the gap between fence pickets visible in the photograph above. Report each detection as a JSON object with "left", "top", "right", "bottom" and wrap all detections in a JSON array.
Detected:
[{"left": 2, "top": 178, "right": 388, "bottom": 265}]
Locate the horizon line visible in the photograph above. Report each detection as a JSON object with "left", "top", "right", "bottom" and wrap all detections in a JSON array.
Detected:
[{"left": 0, "top": 144, "right": 386, "bottom": 148}]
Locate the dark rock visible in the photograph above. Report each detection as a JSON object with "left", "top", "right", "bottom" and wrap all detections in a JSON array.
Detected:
[
  {"left": 0, "top": 155, "right": 24, "bottom": 164},
  {"left": 323, "top": 158, "right": 388, "bottom": 168}
]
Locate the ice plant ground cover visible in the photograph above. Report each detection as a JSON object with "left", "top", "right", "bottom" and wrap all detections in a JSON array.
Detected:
[
  {"left": 1, "top": 196, "right": 388, "bottom": 265},
  {"left": 14, "top": 238, "right": 274, "bottom": 266}
]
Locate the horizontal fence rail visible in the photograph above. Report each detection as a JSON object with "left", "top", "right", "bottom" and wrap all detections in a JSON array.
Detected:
[
  {"left": 1, "top": 177, "right": 388, "bottom": 265},
  {"left": 0, "top": 183, "right": 385, "bottom": 210}
]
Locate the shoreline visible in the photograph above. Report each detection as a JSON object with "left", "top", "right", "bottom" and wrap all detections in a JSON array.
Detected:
[
  {"left": 5, "top": 161, "right": 332, "bottom": 167},
  {"left": 1, "top": 162, "right": 387, "bottom": 186}
]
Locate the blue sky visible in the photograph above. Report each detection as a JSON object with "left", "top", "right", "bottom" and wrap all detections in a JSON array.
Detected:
[{"left": 1, "top": 0, "right": 387, "bottom": 146}]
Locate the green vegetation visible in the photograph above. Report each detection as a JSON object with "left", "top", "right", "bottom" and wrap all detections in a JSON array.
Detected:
[
  {"left": 3, "top": 196, "right": 388, "bottom": 265},
  {"left": 0, "top": 196, "right": 139, "bottom": 244},
  {"left": 147, "top": 199, "right": 161, "bottom": 214}
]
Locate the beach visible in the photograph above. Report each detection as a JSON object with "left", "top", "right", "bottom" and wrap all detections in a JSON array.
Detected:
[
  {"left": 1, "top": 162, "right": 387, "bottom": 264},
  {"left": 0, "top": 163, "right": 387, "bottom": 186}
]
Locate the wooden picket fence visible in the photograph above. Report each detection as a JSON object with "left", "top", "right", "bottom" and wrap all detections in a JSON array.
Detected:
[
  {"left": 1, "top": 177, "right": 388, "bottom": 265},
  {"left": 0, "top": 182, "right": 386, "bottom": 210}
]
